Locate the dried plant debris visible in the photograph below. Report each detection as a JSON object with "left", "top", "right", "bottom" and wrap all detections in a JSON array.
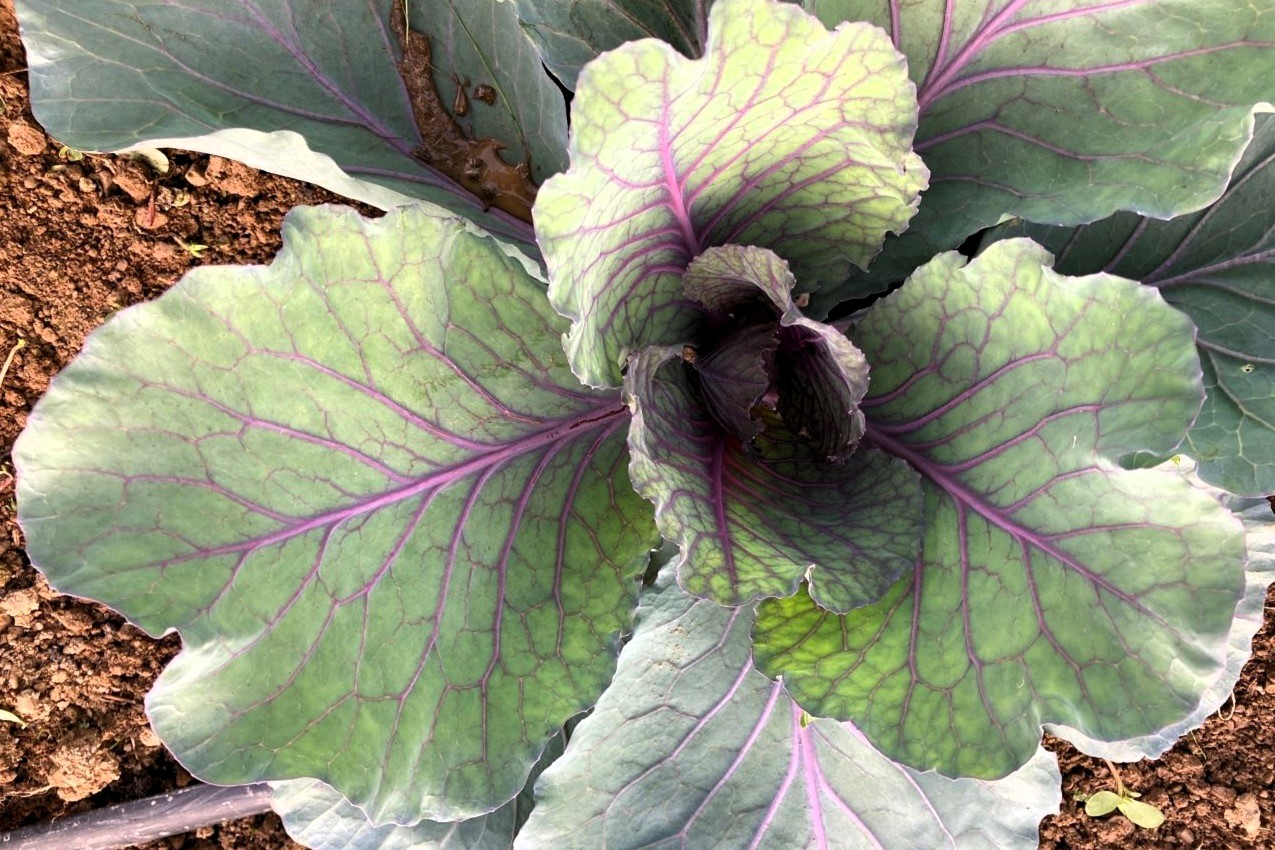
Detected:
[{"left": 390, "top": 0, "right": 537, "bottom": 222}]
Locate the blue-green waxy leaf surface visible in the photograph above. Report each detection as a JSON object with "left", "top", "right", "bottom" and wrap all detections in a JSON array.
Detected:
[
  {"left": 14, "top": 206, "right": 657, "bottom": 824},
  {"left": 536, "top": 0, "right": 927, "bottom": 388},
  {"left": 753, "top": 239, "right": 1248, "bottom": 779},
  {"left": 516, "top": 572, "right": 1061, "bottom": 849},
  {"left": 807, "top": 0, "right": 1275, "bottom": 302},
  {"left": 271, "top": 731, "right": 565, "bottom": 849},
  {"left": 1048, "top": 458, "right": 1275, "bottom": 762},
  {"left": 16, "top": 0, "right": 567, "bottom": 248},
  {"left": 513, "top": 0, "right": 707, "bottom": 88},
  {"left": 985, "top": 114, "right": 1275, "bottom": 496}
]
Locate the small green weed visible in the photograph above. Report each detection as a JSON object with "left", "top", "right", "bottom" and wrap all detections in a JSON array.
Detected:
[{"left": 1076, "top": 759, "right": 1165, "bottom": 830}]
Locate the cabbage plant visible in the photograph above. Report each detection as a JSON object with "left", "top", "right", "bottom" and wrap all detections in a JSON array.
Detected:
[{"left": 12, "top": 0, "right": 1275, "bottom": 847}]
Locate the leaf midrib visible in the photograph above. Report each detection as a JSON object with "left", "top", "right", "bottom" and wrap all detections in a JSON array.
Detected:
[{"left": 145, "top": 401, "right": 628, "bottom": 569}]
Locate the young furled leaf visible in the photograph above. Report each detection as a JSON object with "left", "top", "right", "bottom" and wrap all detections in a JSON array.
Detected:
[
  {"left": 624, "top": 245, "right": 924, "bottom": 610},
  {"left": 536, "top": 0, "right": 927, "bottom": 387}
]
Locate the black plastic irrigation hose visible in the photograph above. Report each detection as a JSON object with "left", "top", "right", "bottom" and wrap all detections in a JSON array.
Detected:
[{"left": 0, "top": 782, "right": 274, "bottom": 850}]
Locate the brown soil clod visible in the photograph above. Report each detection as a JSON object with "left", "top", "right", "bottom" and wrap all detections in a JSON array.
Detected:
[
  {"left": 44, "top": 741, "right": 121, "bottom": 802},
  {"left": 390, "top": 0, "right": 537, "bottom": 223},
  {"left": 5, "top": 119, "right": 42, "bottom": 155}
]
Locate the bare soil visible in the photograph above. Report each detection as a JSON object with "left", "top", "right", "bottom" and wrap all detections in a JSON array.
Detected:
[{"left": 1, "top": 1, "right": 1271, "bottom": 847}]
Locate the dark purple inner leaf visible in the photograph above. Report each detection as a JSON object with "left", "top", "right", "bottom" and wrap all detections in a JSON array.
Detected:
[
  {"left": 682, "top": 246, "right": 868, "bottom": 461},
  {"left": 693, "top": 324, "right": 777, "bottom": 445},
  {"left": 776, "top": 324, "right": 866, "bottom": 463}
]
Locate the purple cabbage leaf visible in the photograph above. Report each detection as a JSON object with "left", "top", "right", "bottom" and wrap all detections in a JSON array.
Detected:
[
  {"left": 535, "top": 0, "right": 927, "bottom": 388},
  {"left": 515, "top": 568, "right": 1061, "bottom": 849},
  {"left": 16, "top": 0, "right": 568, "bottom": 248},
  {"left": 752, "top": 238, "right": 1248, "bottom": 779},
  {"left": 512, "top": 0, "right": 846, "bottom": 88},
  {"left": 804, "top": 0, "right": 1275, "bottom": 307},
  {"left": 8, "top": 0, "right": 1269, "bottom": 843},
  {"left": 981, "top": 113, "right": 1275, "bottom": 497},
  {"left": 14, "top": 205, "right": 658, "bottom": 825},
  {"left": 1046, "top": 457, "right": 1274, "bottom": 763},
  {"left": 270, "top": 729, "right": 565, "bottom": 849}
]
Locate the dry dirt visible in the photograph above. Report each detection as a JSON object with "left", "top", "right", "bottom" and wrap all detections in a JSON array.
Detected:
[{"left": 1, "top": 1, "right": 1272, "bottom": 847}]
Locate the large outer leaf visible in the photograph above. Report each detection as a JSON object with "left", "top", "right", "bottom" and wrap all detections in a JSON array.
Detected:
[
  {"left": 984, "top": 114, "right": 1275, "bottom": 496},
  {"left": 808, "top": 0, "right": 1275, "bottom": 300},
  {"left": 517, "top": 572, "right": 1060, "bottom": 849},
  {"left": 271, "top": 731, "right": 565, "bottom": 849},
  {"left": 1048, "top": 458, "right": 1275, "bottom": 762},
  {"left": 14, "top": 206, "right": 656, "bottom": 824},
  {"left": 16, "top": 0, "right": 567, "bottom": 247},
  {"left": 514, "top": 0, "right": 705, "bottom": 87},
  {"left": 626, "top": 347, "right": 923, "bottom": 611},
  {"left": 753, "top": 239, "right": 1247, "bottom": 779},
  {"left": 536, "top": 0, "right": 927, "bottom": 388}
]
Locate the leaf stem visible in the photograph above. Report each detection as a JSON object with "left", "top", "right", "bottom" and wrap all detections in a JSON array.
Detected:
[{"left": 1103, "top": 758, "right": 1127, "bottom": 798}]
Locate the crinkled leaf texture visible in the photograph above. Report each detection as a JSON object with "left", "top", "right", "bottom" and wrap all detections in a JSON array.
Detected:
[
  {"left": 1049, "top": 458, "right": 1275, "bottom": 762},
  {"left": 536, "top": 0, "right": 927, "bottom": 387},
  {"left": 517, "top": 571, "right": 1060, "bottom": 849},
  {"left": 16, "top": 0, "right": 567, "bottom": 248},
  {"left": 984, "top": 112, "right": 1275, "bottom": 496},
  {"left": 14, "top": 206, "right": 657, "bottom": 824},
  {"left": 271, "top": 731, "right": 565, "bottom": 849},
  {"left": 754, "top": 239, "right": 1247, "bottom": 780},
  {"left": 807, "top": 0, "right": 1275, "bottom": 304}
]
